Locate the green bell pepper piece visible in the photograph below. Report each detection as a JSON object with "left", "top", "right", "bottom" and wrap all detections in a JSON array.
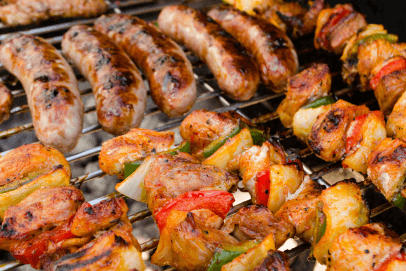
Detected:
[
  {"left": 392, "top": 193, "right": 406, "bottom": 209},
  {"left": 249, "top": 127, "right": 267, "bottom": 146},
  {"left": 302, "top": 96, "right": 336, "bottom": 109},
  {"left": 203, "top": 121, "right": 243, "bottom": 158},
  {"left": 349, "top": 33, "right": 398, "bottom": 56}
]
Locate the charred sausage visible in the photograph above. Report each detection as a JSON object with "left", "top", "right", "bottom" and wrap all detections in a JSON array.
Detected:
[
  {"left": 157, "top": 5, "right": 260, "bottom": 101},
  {"left": 0, "top": 34, "right": 84, "bottom": 153},
  {"left": 94, "top": 14, "right": 196, "bottom": 118},
  {"left": 208, "top": 5, "right": 299, "bottom": 92},
  {"left": 0, "top": 83, "right": 13, "bottom": 125},
  {"left": 62, "top": 25, "right": 147, "bottom": 135}
]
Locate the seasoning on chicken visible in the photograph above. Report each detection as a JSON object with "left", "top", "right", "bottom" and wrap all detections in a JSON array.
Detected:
[
  {"left": 312, "top": 180, "right": 369, "bottom": 265},
  {"left": 0, "top": 0, "right": 108, "bottom": 26},
  {"left": 314, "top": 4, "right": 367, "bottom": 54},
  {"left": 387, "top": 85, "right": 406, "bottom": 142},
  {"left": 99, "top": 128, "right": 175, "bottom": 179},
  {"left": 208, "top": 5, "right": 299, "bottom": 93},
  {"left": 327, "top": 223, "right": 403, "bottom": 271},
  {"left": 342, "top": 111, "right": 386, "bottom": 174},
  {"left": 277, "top": 63, "right": 331, "bottom": 127},
  {"left": 308, "top": 100, "right": 369, "bottom": 162},
  {"left": 0, "top": 83, "right": 13, "bottom": 125},
  {"left": 367, "top": 138, "right": 406, "bottom": 203}
]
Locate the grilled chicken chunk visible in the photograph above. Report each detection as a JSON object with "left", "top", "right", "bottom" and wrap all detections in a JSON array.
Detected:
[
  {"left": 0, "top": 0, "right": 107, "bottom": 26},
  {"left": 277, "top": 63, "right": 331, "bottom": 127},
  {"left": 0, "top": 186, "right": 84, "bottom": 251},
  {"left": 144, "top": 154, "right": 239, "bottom": 215},
  {"left": 222, "top": 205, "right": 294, "bottom": 248},
  {"left": 180, "top": 109, "right": 251, "bottom": 158},
  {"left": 357, "top": 39, "right": 406, "bottom": 91},
  {"left": 342, "top": 111, "right": 386, "bottom": 174},
  {"left": 99, "top": 128, "right": 175, "bottom": 178},
  {"left": 252, "top": 250, "right": 291, "bottom": 271},
  {"left": 0, "top": 143, "right": 71, "bottom": 188},
  {"left": 308, "top": 100, "right": 369, "bottom": 162},
  {"left": 71, "top": 198, "right": 128, "bottom": 237},
  {"left": 312, "top": 180, "right": 369, "bottom": 265},
  {"left": 367, "top": 138, "right": 406, "bottom": 202},
  {"left": 48, "top": 218, "right": 146, "bottom": 271},
  {"left": 327, "top": 223, "right": 402, "bottom": 271},
  {"left": 387, "top": 83, "right": 406, "bottom": 141},
  {"left": 152, "top": 210, "right": 239, "bottom": 270},
  {"left": 0, "top": 83, "right": 13, "bottom": 124},
  {"left": 314, "top": 4, "right": 367, "bottom": 54},
  {"left": 276, "top": 176, "right": 323, "bottom": 243},
  {"left": 227, "top": 140, "right": 286, "bottom": 202},
  {"left": 208, "top": 5, "right": 299, "bottom": 93}
]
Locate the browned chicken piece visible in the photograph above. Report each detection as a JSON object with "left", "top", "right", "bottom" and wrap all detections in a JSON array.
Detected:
[
  {"left": 276, "top": 175, "right": 323, "bottom": 243},
  {"left": 277, "top": 63, "right": 331, "bottom": 127},
  {"left": 222, "top": 205, "right": 295, "bottom": 248},
  {"left": 315, "top": 4, "right": 367, "bottom": 54},
  {"left": 252, "top": 250, "right": 291, "bottom": 271},
  {"left": 367, "top": 138, "right": 406, "bottom": 202},
  {"left": 0, "top": 143, "right": 71, "bottom": 188},
  {"left": 327, "top": 223, "right": 403, "bottom": 271},
  {"left": 48, "top": 218, "right": 146, "bottom": 271},
  {"left": 227, "top": 139, "right": 286, "bottom": 202},
  {"left": 62, "top": 25, "right": 147, "bottom": 135},
  {"left": 208, "top": 5, "right": 299, "bottom": 93},
  {"left": 308, "top": 99, "right": 370, "bottom": 162},
  {"left": 144, "top": 153, "right": 239, "bottom": 215},
  {"left": 342, "top": 111, "right": 386, "bottom": 174},
  {"left": 180, "top": 109, "right": 251, "bottom": 158},
  {"left": 357, "top": 39, "right": 406, "bottom": 91},
  {"left": 152, "top": 210, "right": 239, "bottom": 270},
  {"left": 0, "top": 34, "right": 84, "bottom": 153},
  {"left": 98, "top": 128, "right": 175, "bottom": 179},
  {"left": 0, "top": 0, "right": 107, "bottom": 26},
  {"left": 0, "top": 83, "right": 13, "bottom": 124},
  {"left": 387, "top": 83, "right": 406, "bottom": 141},
  {"left": 313, "top": 180, "right": 369, "bottom": 265},
  {"left": 71, "top": 198, "right": 128, "bottom": 237},
  {"left": 341, "top": 24, "right": 393, "bottom": 86},
  {"left": 0, "top": 186, "right": 84, "bottom": 251},
  {"left": 382, "top": 248, "right": 406, "bottom": 270},
  {"left": 261, "top": 0, "right": 326, "bottom": 38}
]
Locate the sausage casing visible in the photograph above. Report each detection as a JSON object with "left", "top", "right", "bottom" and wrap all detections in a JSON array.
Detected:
[
  {"left": 0, "top": 34, "right": 84, "bottom": 153},
  {"left": 94, "top": 14, "right": 196, "bottom": 118},
  {"left": 0, "top": 83, "right": 13, "bottom": 125},
  {"left": 208, "top": 5, "right": 299, "bottom": 92},
  {"left": 157, "top": 5, "right": 260, "bottom": 101},
  {"left": 62, "top": 25, "right": 147, "bottom": 135}
]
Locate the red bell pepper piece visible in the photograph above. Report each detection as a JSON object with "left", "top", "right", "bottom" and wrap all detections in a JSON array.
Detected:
[
  {"left": 370, "top": 57, "right": 406, "bottom": 90},
  {"left": 155, "top": 190, "right": 235, "bottom": 231},
  {"left": 256, "top": 169, "right": 270, "bottom": 206},
  {"left": 11, "top": 220, "right": 76, "bottom": 268},
  {"left": 317, "top": 7, "right": 352, "bottom": 48}
]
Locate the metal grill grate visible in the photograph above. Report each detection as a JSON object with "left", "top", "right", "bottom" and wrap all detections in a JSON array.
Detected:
[{"left": 0, "top": 0, "right": 405, "bottom": 270}]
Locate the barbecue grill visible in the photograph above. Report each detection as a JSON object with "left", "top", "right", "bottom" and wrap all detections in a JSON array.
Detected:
[{"left": 0, "top": 0, "right": 404, "bottom": 270}]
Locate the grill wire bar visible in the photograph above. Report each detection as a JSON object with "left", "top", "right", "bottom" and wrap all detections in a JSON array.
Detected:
[{"left": 0, "top": 0, "right": 404, "bottom": 270}]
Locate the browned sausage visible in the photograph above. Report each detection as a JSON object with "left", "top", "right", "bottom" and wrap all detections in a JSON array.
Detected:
[
  {"left": 157, "top": 5, "right": 260, "bottom": 101},
  {"left": 0, "top": 34, "right": 84, "bottom": 153},
  {"left": 0, "top": 83, "right": 13, "bottom": 124},
  {"left": 94, "top": 14, "right": 196, "bottom": 118},
  {"left": 208, "top": 5, "right": 299, "bottom": 92},
  {"left": 62, "top": 25, "right": 147, "bottom": 135}
]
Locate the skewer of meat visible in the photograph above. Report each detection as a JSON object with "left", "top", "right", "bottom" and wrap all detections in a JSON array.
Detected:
[
  {"left": 0, "top": 0, "right": 108, "bottom": 26},
  {"left": 157, "top": 5, "right": 260, "bottom": 101},
  {"left": 94, "top": 14, "right": 197, "bottom": 118},
  {"left": 62, "top": 25, "right": 147, "bottom": 135},
  {"left": 208, "top": 5, "right": 299, "bottom": 93},
  {"left": 0, "top": 33, "right": 84, "bottom": 153}
]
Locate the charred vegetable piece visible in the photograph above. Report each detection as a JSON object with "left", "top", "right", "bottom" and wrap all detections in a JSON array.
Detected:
[{"left": 302, "top": 96, "right": 336, "bottom": 109}]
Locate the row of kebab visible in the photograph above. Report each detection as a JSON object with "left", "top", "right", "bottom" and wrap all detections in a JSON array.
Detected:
[{"left": 1, "top": 0, "right": 406, "bottom": 270}]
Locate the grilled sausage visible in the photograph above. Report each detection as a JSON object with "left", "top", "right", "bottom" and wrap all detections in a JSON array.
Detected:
[
  {"left": 208, "top": 5, "right": 299, "bottom": 92},
  {"left": 157, "top": 5, "right": 260, "bottom": 101},
  {"left": 0, "top": 0, "right": 107, "bottom": 26},
  {"left": 0, "top": 83, "right": 13, "bottom": 124},
  {"left": 94, "top": 14, "right": 196, "bottom": 118},
  {"left": 0, "top": 34, "right": 84, "bottom": 153},
  {"left": 62, "top": 25, "right": 147, "bottom": 135}
]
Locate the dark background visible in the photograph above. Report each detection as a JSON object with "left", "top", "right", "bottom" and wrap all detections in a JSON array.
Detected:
[{"left": 328, "top": 0, "right": 406, "bottom": 41}]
